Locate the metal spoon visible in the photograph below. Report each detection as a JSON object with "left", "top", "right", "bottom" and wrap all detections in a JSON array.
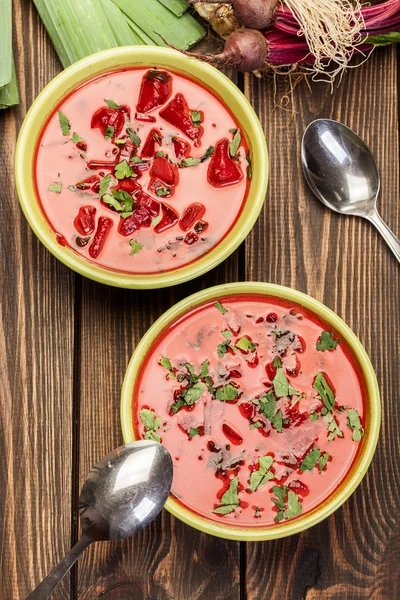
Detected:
[
  {"left": 27, "top": 441, "right": 173, "bottom": 599},
  {"left": 301, "top": 118, "right": 400, "bottom": 262}
]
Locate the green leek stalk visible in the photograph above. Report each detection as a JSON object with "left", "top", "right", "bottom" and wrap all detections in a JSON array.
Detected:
[{"left": 158, "top": 0, "right": 189, "bottom": 17}]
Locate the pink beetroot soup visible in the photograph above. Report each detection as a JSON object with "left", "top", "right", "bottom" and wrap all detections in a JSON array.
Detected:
[
  {"left": 134, "top": 296, "right": 366, "bottom": 527},
  {"left": 34, "top": 68, "right": 250, "bottom": 274}
]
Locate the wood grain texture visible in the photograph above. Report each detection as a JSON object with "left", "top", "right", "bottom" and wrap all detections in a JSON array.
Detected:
[
  {"left": 0, "top": 3, "right": 75, "bottom": 599},
  {"left": 244, "top": 48, "right": 400, "bottom": 600}
]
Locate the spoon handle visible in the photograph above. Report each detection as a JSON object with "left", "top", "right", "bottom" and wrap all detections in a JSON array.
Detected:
[
  {"left": 368, "top": 210, "right": 400, "bottom": 263},
  {"left": 26, "top": 534, "right": 93, "bottom": 599}
]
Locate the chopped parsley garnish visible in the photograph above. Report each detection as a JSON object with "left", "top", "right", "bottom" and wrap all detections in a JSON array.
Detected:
[
  {"left": 111, "top": 189, "right": 135, "bottom": 212},
  {"left": 156, "top": 187, "right": 171, "bottom": 197},
  {"left": 104, "top": 125, "right": 115, "bottom": 140},
  {"left": 217, "top": 339, "right": 234, "bottom": 358},
  {"left": 272, "top": 356, "right": 281, "bottom": 368},
  {"left": 172, "top": 381, "right": 205, "bottom": 414},
  {"left": 214, "top": 301, "right": 227, "bottom": 315},
  {"left": 102, "top": 192, "right": 130, "bottom": 214},
  {"left": 114, "top": 160, "right": 133, "bottom": 179},
  {"left": 48, "top": 182, "right": 62, "bottom": 193},
  {"left": 72, "top": 132, "right": 83, "bottom": 144},
  {"left": 249, "top": 456, "right": 274, "bottom": 492},
  {"left": 58, "top": 110, "right": 70, "bottom": 136},
  {"left": 155, "top": 151, "right": 165, "bottom": 157},
  {"left": 258, "top": 391, "right": 283, "bottom": 433},
  {"left": 199, "top": 360, "right": 209, "bottom": 378},
  {"left": 309, "top": 412, "right": 319, "bottom": 422},
  {"left": 191, "top": 110, "right": 202, "bottom": 125},
  {"left": 313, "top": 372, "right": 335, "bottom": 411},
  {"left": 213, "top": 476, "right": 239, "bottom": 515},
  {"left": 151, "top": 215, "right": 162, "bottom": 227},
  {"left": 246, "top": 150, "right": 252, "bottom": 179},
  {"left": 272, "top": 486, "right": 302, "bottom": 523},
  {"left": 139, "top": 408, "right": 162, "bottom": 442},
  {"left": 181, "top": 157, "right": 201, "bottom": 168},
  {"left": 319, "top": 452, "right": 330, "bottom": 472},
  {"left": 114, "top": 138, "right": 127, "bottom": 146},
  {"left": 229, "top": 129, "right": 241, "bottom": 158},
  {"left": 215, "top": 383, "right": 239, "bottom": 401},
  {"left": 189, "top": 427, "right": 201, "bottom": 438},
  {"left": 130, "top": 240, "right": 143, "bottom": 256},
  {"left": 327, "top": 415, "right": 344, "bottom": 441},
  {"left": 316, "top": 331, "right": 340, "bottom": 351},
  {"left": 131, "top": 156, "right": 143, "bottom": 164},
  {"left": 299, "top": 448, "right": 321, "bottom": 472},
  {"left": 347, "top": 409, "right": 364, "bottom": 442},
  {"left": 127, "top": 127, "right": 141, "bottom": 147},
  {"left": 249, "top": 422, "right": 262, "bottom": 429},
  {"left": 104, "top": 99, "right": 120, "bottom": 109},
  {"left": 200, "top": 146, "right": 215, "bottom": 162},
  {"left": 222, "top": 329, "right": 232, "bottom": 339},
  {"left": 98, "top": 174, "right": 111, "bottom": 197},
  {"left": 159, "top": 357, "right": 174, "bottom": 376},
  {"left": 235, "top": 336, "right": 256, "bottom": 352},
  {"left": 273, "top": 368, "right": 300, "bottom": 398}
]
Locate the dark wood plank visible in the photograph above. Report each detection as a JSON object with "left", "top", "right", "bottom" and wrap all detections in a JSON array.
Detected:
[
  {"left": 244, "top": 48, "right": 400, "bottom": 600},
  {"left": 0, "top": 2, "right": 75, "bottom": 599}
]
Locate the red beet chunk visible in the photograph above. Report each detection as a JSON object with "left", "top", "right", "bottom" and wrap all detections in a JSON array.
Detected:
[
  {"left": 154, "top": 203, "right": 179, "bottom": 233},
  {"left": 288, "top": 479, "right": 309, "bottom": 496},
  {"left": 194, "top": 220, "right": 209, "bottom": 234},
  {"left": 150, "top": 155, "right": 179, "bottom": 187},
  {"left": 239, "top": 401, "right": 255, "bottom": 420},
  {"left": 160, "top": 93, "right": 204, "bottom": 147},
  {"left": 75, "top": 174, "right": 100, "bottom": 191},
  {"left": 116, "top": 178, "right": 142, "bottom": 195},
  {"left": 76, "top": 140, "right": 87, "bottom": 152},
  {"left": 74, "top": 206, "right": 96, "bottom": 236},
  {"left": 283, "top": 404, "right": 308, "bottom": 428},
  {"left": 265, "top": 361, "right": 277, "bottom": 381},
  {"left": 135, "top": 70, "right": 172, "bottom": 117},
  {"left": 141, "top": 128, "right": 163, "bottom": 158},
  {"left": 179, "top": 203, "right": 205, "bottom": 232},
  {"left": 173, "top": 137, "right": 191, "bottom": 160},
  {"left": 245, "top": 353, "right": 259, "bottom": 368},
  {"left": 222, "top": 423, "right": 243, "bottom": 446},
  {"left": 137, "top": 191, "right": 160, "bottom": 217},
  {"left": 207, "top": 139, "right": 243, "bottom": 188},
  {"left": 86, "top": 160, "right": 117, "bottom": 171},
  {"left": 148, "top": 178, "right": 172, "bottom": 198},
  {"left": 118, "top": 139, "right": 137, "bottom": 162},
  {"left": 89, "top": 216, "right": 113, "bottom": 258},
  {"left": 90, "top": 105, "right": 129, "bottom": 138},
  {"left": 184, "top": 231, "right": 199, "bottom": 245},
  {"left": 118, "top": 207, "right": 152, "bottom": 237}
]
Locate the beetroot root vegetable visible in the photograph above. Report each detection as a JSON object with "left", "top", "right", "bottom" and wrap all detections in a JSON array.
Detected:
[
  {"left": 158, "top": 29, "right": 268, "bottom": 73},
  {"left": 191, "top": 0, "right": 278, "bottom": 30}
]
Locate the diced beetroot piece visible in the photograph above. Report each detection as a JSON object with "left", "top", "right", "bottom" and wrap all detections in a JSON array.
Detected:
[
  {"left": 292, "top": 436, "right": 316, "bottom": 463},
  {"left": 227, "top": 369, "right": 242, "bottom": 379},
  {"left": 222, "top": 423, "right": 243, "bottom": 446},
  {"left": 55, "top": 233, "right": 67, "bottom": 247},
  {"left": 76, "top": 140, "right": 87, "bottom": 152},
  {"left": 141, "top": 128, "right": 163, "bottom": 158},
  {"left": 88, "top": 216, "right": 113, "bottom": 258},
  {"left": 75, "top": 174, "right": 100, "bottom": 191},
  {"left": 288, "top": 480, "right": 309, "bottom": 496},
  {"left": 92, "top": 181, "right": 100, "bottom": 194},
  {"left": 118, "top": 140, "right": 137, "bottom": 163},
  {"left": 265, "top": 361, "right": 277, "bottom": 381},
  {"left": 179, "top": 203, "right": 206, "bottom": 232},
  {"left": 74, "top": 206, "right": 96, "bottom": 236},
  {"left": 87, "top": 160, "right": 117, "bottom": 171},
  {"left": 295, "top": 336, "right": 307, "bottom": 353},
  {"left": 173, "top": 137, "right": 191, "bottom": 160},
  {"left": 184, "top": 232, "right": 199, "bottom": 245},
  {"left": 150, "top": 155, "right": 179, "bottom": 187},
  {"left": 283, "top": 404, "right": 308, "bottom": 428},
  {"left": 118, "top": 207, "right": 152, "bottom": 237},
  {"left": 136, "top": 113, "right": 156, "bottom": 123},
  {"left": 285, "top": 355, "right": 301, "bottom": 377},
  {"left": 116, "top": 178, "right": 142, "bottom": 195},
  {"left": 266, "top": 312, "right": 278, "bottom": 323},
  {"left": 135, "top": 70, "right": 172, "bottom": 116},
  {"left": 239, "top": 401, "right": 255, "bottom": 420},
  {"left": 245, "top": 353, "right": 259, "bottom": 369},
  {"left": 194, "top": 220, "right": 209, "bottom": 234},
  {"left": 90, "top": 105, "right": 130, "bottom": 138},
  {"left": 148, "top": 178, "right": 173, "bottom": 198},
  {"left": 207, "top": 139, "right": 243, "bottom": 188},
  {"left": 76, "top": 235, "right": 91, "bottom": 248},
  {"left": 160, "top": 93, "right": 204, "bottom": 147},
  {"left": 137, "top": 191, "right": 160, "bottom": 217},
  {"left": 131, "top": 161, "right": 150, "bottom": 179},
  {"left": 154, "top": 203, "right": 179, "bottom": 233}
]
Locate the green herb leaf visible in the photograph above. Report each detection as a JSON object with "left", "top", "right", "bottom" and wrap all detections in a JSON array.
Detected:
[
  {"left": 131, "top": 156, "right": 143, "bottom": 164},
  {"left": 144, "top": 430, "right": 161, "bottom": 442},
  {"left": 200, "top": 146, "right": 215, "bottom": 162},
  {"left": 300, "top": 448, "right": 321, "bottom": 472},
  {"left": 102, "top": 193, "right": 124, "bottom": 212},
  {"left": 58, "top": 110, "right": 70, "bottom": 136},
  {"left": 114, "top": 159, "right": 133, "bottom": 179},
  {"left": 214, "top": 301, "right": 227, "bottom": 314},
  {"left": 160, "top": 357, "right": 173, "bottom": 371},
  {"left": 189, "top": 427, "right": 201, "bottom": 438},
  {"left": 111, "top": 189, "right": 135, "bottom": 212},
  {"left": 286, "top": 490, "right": 302, "bottom": 519},
  {"left": 130, "top": 240, "right": 143, "bottom": 256},
  {"left": 114, "top": 138, "right": 127, "bottom": 146},
  {"left": 246, "top": 150, "right": 253, "bottom": 180},
  {"left": 215, "top": 383, "right": 239, "bottom": 401},
  {"left": 151, "top": 215, "right": 162, "bottom": 227},
  {"left": 199, "top": 360, "right": 209, "bottom": 378},
  {"left": 314, "top": 372, "right": 335, "bottom": 411},
  {"left": 347, "top": 409, "right": 364, "bottom": 442},
  {"left": 139, "top": 408, "right": 162, "bottom": 435},
  {"left": 155, "top": 151, "right": 165, "bottom": 158},
  {"left": 273, "top": 368, "right": 300, "bottom": 398},
  {"left": 213, "top": 504, "right": 238, "bottom": 515},
  {"left": 220, "top": 476, "right": 239, "bottom": 506},
  {"left": 181, "top": 157, "right": 201, "bottom": 168},
  {"left": 99, "top": 174, "right": 111, "bottom": 197},
  {"left": 222, "top": 329, "right": 232, "bottom": 339},
  {"left": 217, "top": 339, "right": 231, "bottom": 358},
  {"left": 104, "top": 125, "right": 115, "bottom": 140},
  {"left": 249, "top": 455, "right": 274, "bottom": 492},
  {"left": 259, "top": 391, "right": 276, "bottom": 420},
  {"left": 229, "top": 130, "right": 241, "bottom": 158},
  {"left": 327, "top": 416, "right": 344, "bottom": 441},
  {"left": 48, "top": 182, "right": 62, "bottom": 193},
  {"left": 316, "top": 331, "right": 340, "bottom": 351},
  {"left": 235, "top": 336, "right": 256, "bottom": 352},
  {"left": 156, "top": 187, "right": 171, "bottom": 197},
  {"left": 104, "top": 99, "right": 120, "bottom": 109},
  {"left": 319, "top": 452, "right": 330, "bottom": 473},
  {"left": 171, "top": 398, "right": 186, "bottom": 414},
  {"left": 271, "top": 409, "right": 283, "bottom": 433},
  {"left": 309, "top": 412, "right": 319, "bottom": 422},
  {"left": 72, "top": 132, "right": 83, "bottom": 144},
  {"left": 184, "top": 382, "right": 205, "bottom": 405},
  {"left": 229, "top": 128, "right": 238, "bottom": 134},
  {"left": 127, "top": 127, "right": 141, "bottom": 147},
  {"left": 191, "top": 110, "right": 202, "bottom": 125},
  {"left": 271, "top": 485, "right": 286, "bottom": 510},
  {"left": 249, "top": 422, "right": 262, "bottom": 429},
  {"left": 272, "top": 356, "right": 281, "bottom": 368}
]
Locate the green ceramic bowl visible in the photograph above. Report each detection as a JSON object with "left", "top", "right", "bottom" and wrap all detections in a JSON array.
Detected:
[
  {"left": 121, "top": 282, "right": 381, "bottom": 541},
  {"left": 15, "top": 47, "right": 268, "bottom": 289}
]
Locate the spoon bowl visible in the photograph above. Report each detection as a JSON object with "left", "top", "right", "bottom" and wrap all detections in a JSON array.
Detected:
[{"left": 301, "top": 118, "right": 400, "bottom": 262}]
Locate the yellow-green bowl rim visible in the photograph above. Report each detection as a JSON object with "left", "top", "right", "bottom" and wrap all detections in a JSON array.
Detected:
[
  {"left": 15, "top": 46, "right": 268, "bottom": 289},
  {"left": 121, "top": 282, "right": 381, "bottom": 541}
]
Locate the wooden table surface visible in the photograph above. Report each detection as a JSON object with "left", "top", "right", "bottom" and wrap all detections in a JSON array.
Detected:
[{"left": 1, "top": 3, "right": 400, "bottom": 599}]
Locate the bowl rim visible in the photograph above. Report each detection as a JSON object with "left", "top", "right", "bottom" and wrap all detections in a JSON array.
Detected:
[
  {"left": 14, "top": 46, "right": 268, "bottom": 289},
  {"left": 120, "top": 282, "right": 381, "bottom": 541}
]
